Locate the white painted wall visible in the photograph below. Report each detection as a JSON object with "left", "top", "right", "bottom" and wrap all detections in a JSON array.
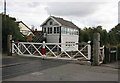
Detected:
[
  {"left": 42, "top": 18, "right": 60, "bottom": 34},
  {"left": 47, "top": 34, "right": 59, "bottom": 43},
  {"left": 61, "top": 34, "right": 78, "bottom": 51},
  {"left": 19, "top": 23, "right": 30, "bottom": 31},
  {"left": 18, "top": 23, "right": 32, "bottom": 36},
  {"left": 43, "top": 18, "right": 60, "bottom": 43},
  {"left": 42, "top": 17, "right": 79, "bottom": 51},
  {"left": 48, "top": 19, "right": 56, "bottom": 26}
]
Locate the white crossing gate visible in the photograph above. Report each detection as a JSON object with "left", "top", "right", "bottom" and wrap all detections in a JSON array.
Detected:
[
  {"left": 99, "top": 46, "right": 105, "bottom": 64},
  {"left": 12, "top": 41, "right": 92, "bottom": 61}
]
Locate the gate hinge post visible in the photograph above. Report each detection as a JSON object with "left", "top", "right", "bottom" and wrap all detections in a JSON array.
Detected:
[
  {"left": 42, "top": 41, "right": 46, "bottom": 59},
  {"left": 88, "top": 41, "right": 91, "bottom": 60}
]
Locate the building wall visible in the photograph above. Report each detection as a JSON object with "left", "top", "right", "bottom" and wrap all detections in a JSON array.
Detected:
[
  {"left": 42, "top": 18, "right": 59, "bottom": 28},
  {"left": 42, "top": 17, "right": 79, "bottom": 51},
  {"left": 42, "top": 18, "right": 60, "bottom": 33},
  {"left": 19, "top": 23, "right": 30, "bottom": 31},
  {"left": 19, "top": 23, "right": 32, "bottom": 36},
  {"left": 46, "top": 34, "right": 59, "bottom": 43},
  {"left": 42, "top": 18, "right": 60, "bottom": 43},
  {"left": 61, "top": 34, "right": 79, "bottom": 51}
]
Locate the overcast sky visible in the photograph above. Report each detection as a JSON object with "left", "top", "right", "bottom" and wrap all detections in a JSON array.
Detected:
[{"left": 0, "top": 0, "right": 119, "bottom": 31}]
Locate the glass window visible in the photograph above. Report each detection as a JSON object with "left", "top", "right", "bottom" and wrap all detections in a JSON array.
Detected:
[
  {"left": 67, "top": 28, "right": 68, "bottom": 34},
  {"left": 72, "top": 29, "right": 74, "bottom": 35},
  {"left": 74, "top": 29, "right": 76, "bottom": 35},
  {"left": 70, "top": 29, "right": 72, "bottom": 35},
  {"left": 54, "top": 27, "right": 56, "bottom": 33},
  {"left": 68, "top": 28, "right": 70, "bottom": 35},
  {"left": 57, "top": 27, "right": 59, "bottom": 33},
  {"left": 71, "top": 29, "right": 73, "bottom": 35},
  {"left": 48, "top": 27, "right": 50, "bottom": 34},
  {"left": 73, "top": 29, "right": 75, "bottom": 35},
  {"left": 77, "top": 30, "right": 79, "bottom": 35},
  {"left": 50, "top": 27, "right": 52, "bottom": 34},
  {"left": 50, "top": 21, "right": 53, "bottom": 25},
  {"left": 64, "top": 28, "right": 66, "bottom": 34},
  {"left": 43, "top": 28, "right": 46, "bottom": 33},
  {"left": 61, "top": 27, "right": 64, "bottom": 34}
]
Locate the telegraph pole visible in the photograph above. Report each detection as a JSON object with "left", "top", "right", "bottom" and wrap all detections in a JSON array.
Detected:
[
  {"left": 4, "top": 0, "right": 6, "bottom": 21},
  {"left": 4, "top": 0, "right": 6, "bottom": 15}
]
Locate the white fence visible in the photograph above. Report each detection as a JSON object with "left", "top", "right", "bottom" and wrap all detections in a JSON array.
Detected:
[
  {"left": 99, "top": 46, "right": 105, "bottom": 64},
  {"left": 12, "top": 41, "right": 91, "bottom": 61},
  {"left": 12, "top": 41, "right": 104, "bottom": 64}
]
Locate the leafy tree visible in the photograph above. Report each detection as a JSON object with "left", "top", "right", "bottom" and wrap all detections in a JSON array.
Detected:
[
  {"left": 2, "top": 14, "right": 25, "bottom": 52},
  {"left": 79, "top": 26, "right": 108, "bottom": 46},
  {"left": 108, "top": 23, "right": 120, "bottom": 45}
]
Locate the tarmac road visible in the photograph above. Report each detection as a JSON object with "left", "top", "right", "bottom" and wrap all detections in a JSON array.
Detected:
[
  {"left": 1, "top": 55, "right": 119, "bottom": 81},
  {"left": 2, "top": 55, "right": 69, "bottom": 80}
]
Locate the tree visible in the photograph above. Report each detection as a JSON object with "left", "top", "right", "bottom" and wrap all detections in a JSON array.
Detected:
[
  {"left": 108, "top": 23, "right": 120, "bottom": 45},
  {"left": 2, "top": 14, "right": 25, "bottom": 52},
  {"left": 79, "top": 26, "right": 108, "bottom": 46}
]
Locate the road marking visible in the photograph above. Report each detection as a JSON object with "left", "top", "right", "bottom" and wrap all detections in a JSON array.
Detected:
[{"left": 31, "top": 72, "right": 44, "bottom": 75}]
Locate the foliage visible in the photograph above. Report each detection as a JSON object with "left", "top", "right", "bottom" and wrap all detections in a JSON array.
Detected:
[
  {"left": 108, "top": 24, "right": 120, "bottom": 45},
  {"left": 2, "top": 14, "right": 25, "bottom": 52},
  {"left": 79, "top": 24, "right": 120, "bottom": 46}
]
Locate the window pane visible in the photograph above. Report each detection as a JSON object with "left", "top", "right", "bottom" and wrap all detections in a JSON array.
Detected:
[
  {"left": 77, "top": 30, "right": 79, "bottom": 35},
  {"left": 50, "top": 22, "right": 52, "bottom": 25},
  {"left": 57, "top": 27, "right": 59, "bottom": 33},
  {"left": 44, "top": 28, "right": 46, "bottom": 33},
  {"left": 68, "top": 28, "right": 70, "bottom": 35},
  {"left": 48, "top": 27, "right": 50, "bottom": 34},
  {"left": 66, "top": 28, "right": 68, "bottom": 34},
  {"left": 54, "top": 27, "right": 56, "bottom": 33},
  {"left": 73, "top": 29, "right": 75, "bottom": 35},
  {"left": 50, "top": 27, "right": 52, "bottom": 34},
  {"left": 61, "top": 27, "right": 64, "bottom": 34}
]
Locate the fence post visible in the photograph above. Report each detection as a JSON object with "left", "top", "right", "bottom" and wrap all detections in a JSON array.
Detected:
[
  {"left": 103, "top": 46, "right": 106, "bottom": 64},
  {"left": 109, "top": 48, "right": 110, "bottom": 62},
  {"left": 92, "top": 33, "right": 100, "bottom": 66},
  {"left": 102, "top": 46, "right": 105, "bottom": 62},
  {"left": 88, "top": 41, "right": 91, "bottom": 60},
  {"left": 7, "top": 35, "right": 12, "bottom": 56},
  {"left": 12, "top": 40, "right": 14, "bottom": 54},
  {"left": 17, "top": 42, "right": 20, "bottom": 55},
  {"left": 42, "top": 41, "right": 46, "bottom": 59},
  {"left": 116, "top": 47, "right": 118, "bottom": 61}
]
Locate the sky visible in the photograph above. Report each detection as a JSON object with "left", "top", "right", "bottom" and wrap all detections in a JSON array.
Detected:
[{"left": 0, "top": 0, "right": 119, "bottom": 31}]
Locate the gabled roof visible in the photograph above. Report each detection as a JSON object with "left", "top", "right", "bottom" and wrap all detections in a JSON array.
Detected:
[
  {"left": 16, "top": 21, "right": 32, "bottom": 31},
  {"left": 16, "top": 21, "right": 34, "bottom": 36},
  {"left": 41, "top": 16, "right": 79, "bottom": 29}
]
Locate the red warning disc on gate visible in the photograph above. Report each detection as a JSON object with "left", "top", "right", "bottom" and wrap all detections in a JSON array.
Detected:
[{"left": 41, "top": 48, "right": 46, "bottom": 55}]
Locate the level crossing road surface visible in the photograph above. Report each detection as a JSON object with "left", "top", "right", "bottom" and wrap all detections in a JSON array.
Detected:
[{"left": 1, "top": 55, "right": 119, "bottom": 81}]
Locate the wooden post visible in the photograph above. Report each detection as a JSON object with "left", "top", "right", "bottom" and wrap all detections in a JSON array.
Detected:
[
  {"left": 12, "top": 40, "right": 14, "bottom": 54},
  {"left": 116, "top": 47, "right": 118, "bottom": 61},
  {"left": 109, "top": 48, "right": 110, "bottom": 62},
  {"left": 7, "top": 35, "right": 12, "bottom": 56},
  {"left": 87, "top": 41, "right": 91, "bottom": 60},
  {"left": 92, "top": 33, "right": 100, "bottom": 66}
]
